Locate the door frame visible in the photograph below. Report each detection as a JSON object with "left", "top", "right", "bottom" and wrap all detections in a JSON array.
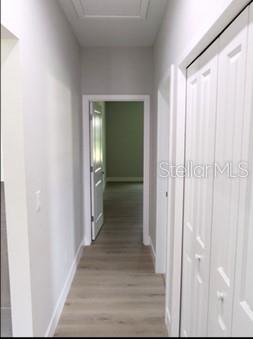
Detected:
[
  {"left": 82, "top": 94, "right": 150, "bottom": 247},
  {"left": 163, "top": 0, "right": 251, "bottom": 337},
  {"left": 155, "top": 74, "right": 171, "bottom": 274}
]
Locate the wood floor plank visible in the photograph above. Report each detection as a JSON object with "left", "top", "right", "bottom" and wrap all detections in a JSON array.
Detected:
[{"left": 55, "top": 183, "right": 167, "bottom": 337}]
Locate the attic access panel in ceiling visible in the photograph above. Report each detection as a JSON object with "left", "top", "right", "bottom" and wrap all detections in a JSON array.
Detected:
[{"left": 72, "top": 0, "right": 150, "bottom": 19}]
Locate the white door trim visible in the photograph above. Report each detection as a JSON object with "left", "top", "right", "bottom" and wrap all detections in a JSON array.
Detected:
[
  {"left": 155, "top": 73, "right": 171, "bottom": 274},
  {"left": 82, "top": 95, "right": 150, "bottom": 247},
  {"left": 164, "top": 0, "right": 250, "bottom": 337}
]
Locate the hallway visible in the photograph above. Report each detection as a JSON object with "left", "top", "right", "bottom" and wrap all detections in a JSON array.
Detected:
[{"left": 55, "top": 183, "right": 167, "bottom": 337}]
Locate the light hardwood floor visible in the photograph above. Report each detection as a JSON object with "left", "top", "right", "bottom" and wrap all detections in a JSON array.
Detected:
[{"left": 55, "top": 183, "right": 167, "bottom": 337}]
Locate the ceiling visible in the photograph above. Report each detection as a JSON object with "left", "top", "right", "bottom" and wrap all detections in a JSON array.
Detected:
[{"left": 58, "top": 0, "right": 168, "bottom": 47}]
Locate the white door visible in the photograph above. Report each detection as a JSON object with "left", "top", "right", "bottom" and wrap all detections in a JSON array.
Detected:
[
  {"left": 232, "top": 4, "right": 253, "bottom": 337},
  {"left": 90, "top": 102, "right": 104, "bottom": 240},
  {"left": 181, "top": 41, "right": 218, "bottom": 337},
  {"left": 208, "top": 8, "right": 249, "bottom": 337}
]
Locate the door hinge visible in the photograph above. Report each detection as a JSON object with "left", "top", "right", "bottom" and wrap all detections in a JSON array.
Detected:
[
  {"left": 91, "top": 216, "right": 94, "bottom": 222},
  {"left": 90, "top": 166, "right": 94, "bottom": 172},
  {"left": 166, "top": 191, "right": 168, "bottom": 198}
]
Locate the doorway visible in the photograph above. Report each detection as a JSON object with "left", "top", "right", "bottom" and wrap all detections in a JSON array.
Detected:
[
  {"left": 90, "top": 101, "right": 144, "bottom": 241},
  {"left": 89, "top": 100, "right": 145, "bottom": 242},
  {"left": 83, "top": 95, "right": 150, "bottom": 247},
  {"left": 1, "top": 25, "right": 33, "bottom": 336}
]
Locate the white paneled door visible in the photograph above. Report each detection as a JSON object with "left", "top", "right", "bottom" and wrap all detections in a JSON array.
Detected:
[
  {"left": 181, "top": 42, "right": 218, "bottom": 337},
  {"left": 90, "top": 102, "right": 104, "bottom": 240},
  {"left": 232, "top": 3, "right": 253, "bottom": 337},
  {"left": 208, "top": 8, "right": 249, "bottom": 337}
]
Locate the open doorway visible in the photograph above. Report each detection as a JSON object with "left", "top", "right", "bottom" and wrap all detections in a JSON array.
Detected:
[
  {"left": 83, "top": 95, "right": 150, "bottom": 247},
  {"left": 90, "top": 101, "right": 144, "bottom": 241},
  {"left": 1, "top": 26, "right": 33, "bottom": 336},
  {"left": 89, "top": 100, "right": 146, "bottom": 242}
]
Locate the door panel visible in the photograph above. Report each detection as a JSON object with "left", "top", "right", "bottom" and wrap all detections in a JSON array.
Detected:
[
  {"left": 232, "top": 4, "right": 253, "bottom": 337},
  {"left": 90, "top": 102, "right": 104, "bottom": 240},
  {"left": 193, "top": 47, "right": 218, "bottom": 336},
  {"left": 208, "top": 8, "right": 249, "bottom": 337},
  {"left": 181, "top": 42, "right": 218, "bottom": 337},
  {"left": 181, "top": 71, "right": 198, "bottom": 338}
]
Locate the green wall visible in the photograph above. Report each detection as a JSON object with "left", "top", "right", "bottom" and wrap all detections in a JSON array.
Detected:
[{"left": 105, "top": 102, "right": 144, "bottom": 180}]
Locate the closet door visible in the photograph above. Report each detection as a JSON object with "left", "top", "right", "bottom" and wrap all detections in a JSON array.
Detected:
[
  {"left": 208, "top": 7, "right": 249, "bottom": 337},
  {"left": 232, "top": 4, "right": 253, "bottom": 337},
  {"left": 181, "top": 42, "right": 218, "bottom": 337}
]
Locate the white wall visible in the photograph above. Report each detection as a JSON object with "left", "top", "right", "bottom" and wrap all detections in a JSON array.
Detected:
[
  {"left": 81, "top": 47, "right": 153, "bottom": 94},
  {"left": 81, "top": 47, "right": 157, "bottom": 246},
  {"left": 1, "top": 0, "right": 83, "bottom": 336}
]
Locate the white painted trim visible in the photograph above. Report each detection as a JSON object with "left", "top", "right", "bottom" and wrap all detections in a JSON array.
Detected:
[
  {"left": 82, "top": 95, "right": 150, "bottom": 246},
  {"left": 45, "top": 243, "right": 84, "bottom": 337},
  {"left": 83, "top": 98, "right": 91, "bottom": 246},
  {"left": 169, "top": 67, "right": 186, "bottom": 338},
  {"left": 165, "top": 1, "right": 250, "bottom": 337},
  {"left": 155, "top": 71, "right": 171, "bottom": 274},
  {"left": 143, "top": 95, "right": 151, "bottom": 246},
  {"left": 165, "top": 307, "right": 171, "bottom": 337},
  {"left": 107, "top": 177, "right": 143, "bottom": 183}
]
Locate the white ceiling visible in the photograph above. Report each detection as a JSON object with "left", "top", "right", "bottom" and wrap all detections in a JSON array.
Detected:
[{"left": 58, "top": 0, "right": 168, "bottom": 47}]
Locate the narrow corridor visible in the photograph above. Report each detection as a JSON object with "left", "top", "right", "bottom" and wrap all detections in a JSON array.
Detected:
[{"left": 55, "top": 183, "right": 167, "bottom": 337}]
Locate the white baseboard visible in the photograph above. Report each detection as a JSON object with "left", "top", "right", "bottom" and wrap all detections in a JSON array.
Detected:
[
  {"left": 45, "top": 242, "right": 84, "bottom": 337},
  {"left": 149, "top": 236, "right": 156, "bottom": 269},
  {"left": 83, "top": 236, "right": 92, "bottom": 246},
  {"left": 165, "top": 307, "right": 171, "bottom": 337},
  {"left": 107, "top": 177, "right": 143, "bottom": 183},
  {"left": 144, "top": 233, "right": 151, "bottom": 247}
]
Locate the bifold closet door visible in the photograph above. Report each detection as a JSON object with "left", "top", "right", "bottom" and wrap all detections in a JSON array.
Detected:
[
  {"left": 232, "top": 3, "right": 253, "bottom": 336},
  {"left": 208, "top": 7, "right": 249, "bottom": 337},
  {"left": 181, "top": 42, "right": 218, "bottom": 337}
]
